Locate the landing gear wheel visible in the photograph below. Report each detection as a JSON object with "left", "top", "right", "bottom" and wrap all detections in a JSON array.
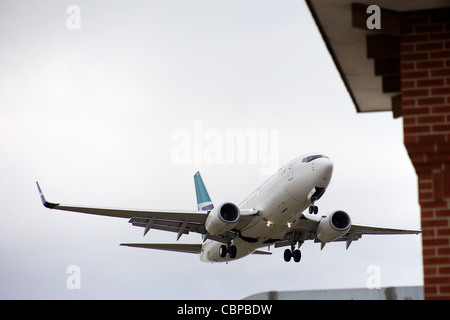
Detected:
[
  {"left": 229, "top": 245, "right": 237, "bottom": 259},
  {"left": 283, "top": 248, "right": 302, "bottom": 263},
  {"left": 284, "top": 249, "right": 292, "bottom": 262},
  {"left": 309, "top": 205, "right": 318, "bottom": 214},
  {"left": 293, "top": 249, "right": 301, "bottom": 263},
  {"left": 219, "top": 245, "right": 227, "bottom": 258}
]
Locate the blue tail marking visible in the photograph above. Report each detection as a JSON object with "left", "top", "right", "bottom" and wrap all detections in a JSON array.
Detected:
[{"left": 194, "top": 172, "right": 214, "bottom": 211}]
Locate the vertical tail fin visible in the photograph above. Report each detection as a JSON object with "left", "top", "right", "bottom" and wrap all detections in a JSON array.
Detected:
[{"left": 194, "top": 172, "right": 214, "bottom": 211}]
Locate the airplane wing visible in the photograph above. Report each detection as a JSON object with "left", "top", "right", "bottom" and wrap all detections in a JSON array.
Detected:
[
  {"left": 332, "top": 222, "right": 421, "bottom": 249},
  {"left": 275, "top": 213, "right": 420, "bottom": 249},
  {"left": 120, "top": 243, "right": 272, "bottom": 255},
  {"left": 36, "top": 182, "right": 257, "bottom": 240},
  {"left": 121, "top": 243, "right": 202, "bottom": 254}
]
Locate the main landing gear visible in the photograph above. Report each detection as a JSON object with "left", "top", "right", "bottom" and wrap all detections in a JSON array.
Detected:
[
  {"left": 284, "top": 247, "right": 301, "bottom": 263},
  {"left": 219, "top": 244, "right": 237, "bottom": 259}
]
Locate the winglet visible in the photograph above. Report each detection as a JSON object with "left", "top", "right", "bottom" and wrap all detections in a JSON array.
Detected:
[{"left": 36, "top": 182, "right": 59, "bottom": 209}]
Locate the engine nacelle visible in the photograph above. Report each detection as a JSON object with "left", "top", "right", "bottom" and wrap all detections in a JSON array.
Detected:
[
  {"left": 205, "top": 202, "right": 240, "bottom": 236},
  {"left": 316, "top": 210, "right": 351, "bottom": 243}
]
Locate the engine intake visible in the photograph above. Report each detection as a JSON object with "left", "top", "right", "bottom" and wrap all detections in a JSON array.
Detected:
[
  {"left": 205, "top": 202, "right": 240, "bottom": 236},
  {"left": 316, "top": 210, "right": 351, "bottom": 243}
]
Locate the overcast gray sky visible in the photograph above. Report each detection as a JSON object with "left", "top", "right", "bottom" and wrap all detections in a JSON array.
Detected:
[{"left": 0, "top": 0, "right": 422, "bottom": 299}]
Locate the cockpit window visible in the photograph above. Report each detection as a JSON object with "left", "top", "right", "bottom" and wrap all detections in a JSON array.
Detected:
[{"left": 302, "top": 154, "right": 329, "bottom": 163}]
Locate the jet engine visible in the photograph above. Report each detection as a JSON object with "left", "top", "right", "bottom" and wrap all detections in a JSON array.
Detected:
[
  {"left": 316, "top": 210, "right": 351, "bottom": 243},
  {"left": 205, "top": 202, "right": 240, "bottom": 236}
]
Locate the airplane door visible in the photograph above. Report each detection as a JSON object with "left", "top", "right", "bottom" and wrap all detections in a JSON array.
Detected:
[{"left": 287, "top": 162, "right": 294, "bottom": 181}]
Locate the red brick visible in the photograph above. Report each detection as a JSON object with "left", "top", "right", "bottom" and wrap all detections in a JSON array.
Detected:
[
  {"left": 430, "top": 32, "right": 450, "bottom": 41},
  {"left": 433, "top": 124, "right": 450, "bottom": 132},
  {"left": 425, "top": 267, "right": 438, "bottom": 275},
  {"left": 423, "top": 257, "right": 450, "bottom": 265},
  {"left": 422, "top": 218, "right": 449, "bottom": 228},
  {"left": 424, "top": 247, "right": 437, "bottom": 256},
  {"left": 434, "top": 171, "right": 443, "bottom": 200},
  {"left": 444, "top": 172, "right": 450, "bottom": 198},
  {"left": 416, "top": 162, "right": 446, "bottom": 174},
  {"left": 436, "top": 144, "right": 450, "bottom": 153},
  {"left": 402, "top": 106, "right": 430, "bottom": 115},
  {"left": 438, "top": 247, "right": 450, "bottom": 255},
  {"left": 417, "top": 42, "right": 444, "bottom": 51},
  {"left": 417, "top": 79, "right": 444, "bottom": 87},
  {"left": 431, "top": 87, "right": 450, "bottom": 95},
  {"left": 424, "top": 286, "right": 438, "bottom": 295},
  {"left": 420, "top": 180, "right": 434, "bottom": 190},
  {"left": 417, "top": 61, "right": 444, "bottom": 69},
  {"left": 403, "top": 117, "right": 417, "bottom": 126},
  {"left": 418, "top": 134, "right": 447, "bottom": 143},
  {"left": 401, "top": 43, "right": 415, "bottom": 52},
  {"left": 427, "top": 152, "right": 450, "bottom": 163},
  {"left": 401, "top": 62, "right": 415, "bottom": 71},
  {"left": 417, "top": 115, "right": 445, "bottom": 124},
  {"left": 427, "top": 295, "right": 450, "bottom": 300},
  {"left": 437, "top": 227, "right": 450, "bottom": 234},
  {"left": 424, "top": 276, "right": 450, "bottom": 284},
  {"left": 402, "top": 15, "right": 428, "bottom": 25},
  {"left": 416, "top": 25, "right": 444, "bottom": 33},
  {"left": 411, "top": 155, "right": 426, "bottom": 166},
  {"left": 432, "top": 69, "right": 450, "bottom": 77},
  {"left": 407, "top": 143, "right": 435, "bottom": 154},
  {"left": 418, "top": 97, "right": 446, "bottom": 105},
  {"left": 402, "top": 80, "right": 415, "bottom": 89},
  {"left": 432, "top": 106, "right": 450, "bottom": 113},
  {"left": 420, "top": 190, "right": 434, "bottom": 201},
  {"left": 402, "top": 52, "right": 429, "bottom": 61},
  {"left": 402, "top": 99, "right": 416, "bottom": 107},
  {"left": 418, "top": 79, "right": 445, "bottom": 87},
  {"left": 421, "top": 201, "right": 449, "bottom": 209},
  {"left": 439, "top": 285, "right": 450, "bottom": 293},
  {"left": 440, "top": 267, "right": 450, "bottom": 275},
  {"left": 404, "top": 135, "right": 418, "bottom": 144},
  {"left": 402, "top": 70, "right": 429, "bottom": 79},
  {"left": 403, "top": 89, "right": 429, "bottom": 97},
  {"left": 430, "top": 50, "right": 450, "bottom": 59},
  {"left": 402, "top": 34, "right": 429, "bottom": 43},
  {"left": 404, "top": 125, "right": 431, "bottom": 134}
]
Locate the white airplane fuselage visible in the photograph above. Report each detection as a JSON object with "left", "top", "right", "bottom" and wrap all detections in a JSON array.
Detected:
[{"left": 200, "top": 154, "right": 334, "bottom": 262}]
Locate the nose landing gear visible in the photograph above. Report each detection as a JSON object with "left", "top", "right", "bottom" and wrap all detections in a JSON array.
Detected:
[
  {"left": 308, "top": 187, "right": 325, "bottom": 215},
  {"left": 309, "top": 205, "right": 318, "bottom": 214}
]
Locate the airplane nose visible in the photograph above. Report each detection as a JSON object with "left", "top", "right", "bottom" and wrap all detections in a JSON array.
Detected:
[{"left": 314, "top": 158, "right": 333, "bottom": 187}]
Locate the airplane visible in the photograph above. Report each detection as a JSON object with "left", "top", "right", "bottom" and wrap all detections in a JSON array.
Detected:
[{"left": 36, "top": 153, "right": 420, "bottom": 263}]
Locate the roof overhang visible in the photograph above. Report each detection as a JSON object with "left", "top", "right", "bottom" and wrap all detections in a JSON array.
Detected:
[{"left": 305, "top": 0, "right": 450, "bottom": 116}]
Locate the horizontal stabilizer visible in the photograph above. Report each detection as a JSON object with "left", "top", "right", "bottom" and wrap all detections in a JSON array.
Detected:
[{"left": 120, "top": 243, "right": 202, "bottom": 254}]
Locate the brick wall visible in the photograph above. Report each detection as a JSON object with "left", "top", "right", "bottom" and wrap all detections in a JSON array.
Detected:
[{"left": 400, "top": 9, "right": 450, "bottom": 300}]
